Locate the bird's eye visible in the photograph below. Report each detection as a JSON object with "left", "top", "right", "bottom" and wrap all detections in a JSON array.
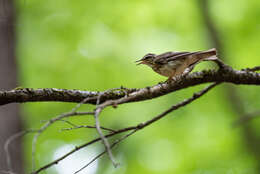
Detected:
[{"left": 143, "top": 53, "right": 154, "bottom": 60}]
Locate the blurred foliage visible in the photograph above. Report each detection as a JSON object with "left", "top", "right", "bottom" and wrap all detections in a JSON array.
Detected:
[{"left": 14, "top": 0, "right": 260, "bottom": 173}]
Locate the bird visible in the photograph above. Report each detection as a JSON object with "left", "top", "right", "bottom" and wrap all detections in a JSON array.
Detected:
[{"left": 136, "top": 48, "right": 218, "bottom": 81}]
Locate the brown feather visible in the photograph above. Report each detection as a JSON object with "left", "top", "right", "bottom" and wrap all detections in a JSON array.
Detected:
[{"left": 154, "top": 51, "right": 189, "bottom": 64}]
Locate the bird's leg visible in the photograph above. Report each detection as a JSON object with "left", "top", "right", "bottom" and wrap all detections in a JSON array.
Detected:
[
  {"left": 166, "top": 76, "right": 173, "bottom": 83},
  {"left": 183, "top": 64, "right": 195, "bottom": 76}
]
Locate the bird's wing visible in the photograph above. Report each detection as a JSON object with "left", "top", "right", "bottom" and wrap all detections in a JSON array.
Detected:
[
  {"left": 154, "top": 52, "right": 191, "bottom": 64},
  {"left": 155, "top": 51, "right": 190, "bottom": 59},
  {"left": 154, "top": 51, "right": 191, "bottom": 64},
  {"left": 167, "top": 52, "right": 203, "bottom": 61}
]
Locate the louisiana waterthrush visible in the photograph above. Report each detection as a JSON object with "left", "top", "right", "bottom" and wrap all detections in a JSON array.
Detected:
[{"left": 136, "top": 48, "right": 218, "bottom": 81}]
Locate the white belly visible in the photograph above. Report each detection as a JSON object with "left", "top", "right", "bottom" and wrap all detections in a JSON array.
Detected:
[
  {"left": 152, "top": 60, "right": 188, "bottom": 77},
  {"left": 157, "top": 65, "right": 176, "bottom": 77}
]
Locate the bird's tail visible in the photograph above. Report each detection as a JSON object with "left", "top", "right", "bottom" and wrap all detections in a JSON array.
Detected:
[{"left": 195, "top": 48, "right": 218, "bottom": 61}]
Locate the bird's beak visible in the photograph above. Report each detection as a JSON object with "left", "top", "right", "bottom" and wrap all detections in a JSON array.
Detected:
[{"left": 135, "top": 59, "right": 144, "bottom": 65}]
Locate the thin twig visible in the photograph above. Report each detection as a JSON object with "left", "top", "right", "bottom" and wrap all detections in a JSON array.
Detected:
[
  {"left": 94, "top": 108, "right": 118, "bottom": 167},
  {"left": 61, "top": 125, "right": 116, "bottom": 132},
  {"left": 137, "top": 82, "right": 220, "bottom": 128},
  {"left": 4, "top": 129, "right": 38, "bottom": 172},
  {"left": 33, "top": 82, "right": 219, "bottom": 173},
  {"left": 58, "top": 119, "right": 115, "bottom": 132},
  {"left": 58, "top": 119, "right": 78, "bottom": 127},
  {"left": 90, "top": 87, "right": 132, "bottom": 166},
  {"left": 32, "top": 126, "right": 136, "bottom": 174},
  {"left": 74, "top": 129, "right": 137, "bottom": 174},
  {"left": 31, "top": 110, "right": 94, "bottom": 170},
  {"left": 93, "top": 91, "right": 119, "bottom": 167}
]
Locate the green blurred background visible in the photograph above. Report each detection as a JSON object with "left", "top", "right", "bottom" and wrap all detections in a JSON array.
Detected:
[{"left": 14, "top": 0, "right": 260, "bottom": 173}]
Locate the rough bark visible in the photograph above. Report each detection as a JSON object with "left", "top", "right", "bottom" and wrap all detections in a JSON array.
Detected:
[{"left": 0, "top": 67, "right": 259, "bottom": 106}]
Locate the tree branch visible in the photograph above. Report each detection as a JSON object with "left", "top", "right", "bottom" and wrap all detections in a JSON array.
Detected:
[{"left": 0, "top": 67, "right": 260, "bottom": 106}]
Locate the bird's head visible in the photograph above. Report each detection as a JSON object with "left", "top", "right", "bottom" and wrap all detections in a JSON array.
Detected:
[{"left": 135, "top": 53, "right": 156, "bottom": 66}]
